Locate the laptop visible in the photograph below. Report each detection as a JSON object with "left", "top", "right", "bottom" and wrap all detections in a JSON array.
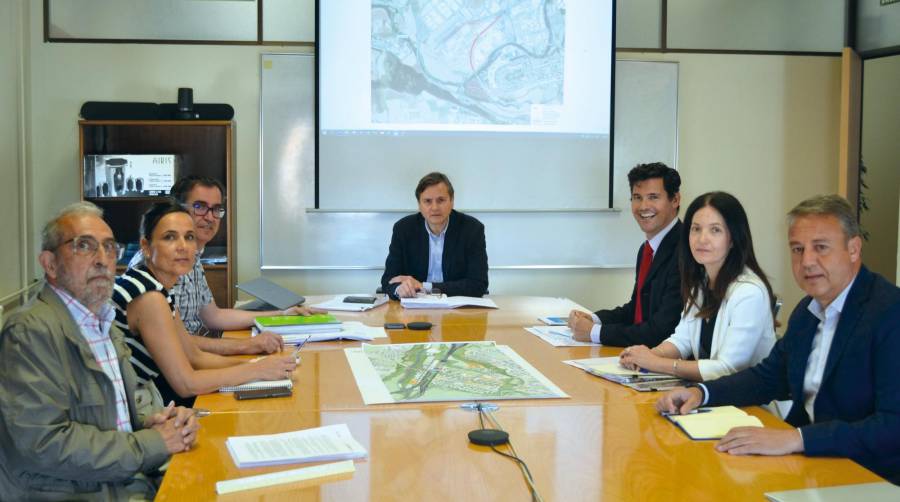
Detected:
[{"left": 235, "top": 277, "right": 306, "bottom": 311}]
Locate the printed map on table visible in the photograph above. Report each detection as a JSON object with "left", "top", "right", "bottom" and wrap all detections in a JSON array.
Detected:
[{"left": 345, "top": 342, "right": 568, "bottom": 404}]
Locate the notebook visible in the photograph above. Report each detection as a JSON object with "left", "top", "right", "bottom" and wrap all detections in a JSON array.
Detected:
[
  {"left": 764, "top": 483, "right": 900, "bottom": 502},
  {"left": 254, "top": 314, "right": 342, "bottom": 334},
  {"left": 220, "top": 379, "right": 293, "bottom": 393},
  {"left": 665, "top": 406, "right": 763, "bottom": 440}
]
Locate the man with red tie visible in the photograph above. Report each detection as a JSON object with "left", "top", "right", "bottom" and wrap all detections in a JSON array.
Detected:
[{"left": 568, "top": 162, "right": 684, "bottom": 346}]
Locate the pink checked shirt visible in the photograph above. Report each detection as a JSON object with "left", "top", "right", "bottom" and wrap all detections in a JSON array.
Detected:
[{"left": 50, "top": 284, "right": 133, "bottom": 432}]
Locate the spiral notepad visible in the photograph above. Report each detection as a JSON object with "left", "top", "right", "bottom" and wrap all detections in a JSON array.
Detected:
[{"left": 220, "top": 379, "right": 293, "bottom": 393}]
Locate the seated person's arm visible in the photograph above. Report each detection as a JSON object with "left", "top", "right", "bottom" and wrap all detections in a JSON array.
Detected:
[
  {"left": 198, "top": 300, "right": 323, "bottom": 333},
  {"left": 793, "top": 306, "right": 900, "bottom": 461},
  {"left": 594, "top": 258, "right": 682, "bottom": 347},
  {"left": 128, "top": 292, "right": 298, "bottom": 397},
  {"left": 433, "top": 222, "right": 488, "bottom": 297},
  {"left": 695, "top": 286, "right": 774, "bottom": 381},
  {"left": 381, "top": 223, "right": 406, "bottom": 299},
  {"left": 0, "top": 323, "right": 170, "bottom": 480},
  {"left": 389, "top": 275, "right": 423, "bottom": 298},
  {"left": 194, "top": 303, "right": 321, "bottom": 355}
]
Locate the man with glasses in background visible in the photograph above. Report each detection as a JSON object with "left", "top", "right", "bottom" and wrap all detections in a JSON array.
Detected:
[
  {"left": 0, "top": 202, "right": 198, "bottom": 500},
  {"left": 129, "top": 176, "right": 319, "bottom": 355}
]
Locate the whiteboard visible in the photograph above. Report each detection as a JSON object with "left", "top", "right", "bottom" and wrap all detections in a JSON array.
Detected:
[{"left": 259, "top": 55, "right": 677, "bottom": 269}]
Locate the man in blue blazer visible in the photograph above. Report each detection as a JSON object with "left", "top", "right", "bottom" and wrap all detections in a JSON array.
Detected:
[
  {"left": 568, "top": 162, "right": 684, "bottom": 347},
  {"left": 658, "top": 195, "right": 900, "bottom": 483},
  {"left": 381, "top": 172, "right": 488, "bottom": 299}
]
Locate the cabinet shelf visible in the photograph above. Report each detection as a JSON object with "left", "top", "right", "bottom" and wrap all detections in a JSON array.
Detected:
[{"left": 80, "top": 119, "right": 235, "bottom": 306}]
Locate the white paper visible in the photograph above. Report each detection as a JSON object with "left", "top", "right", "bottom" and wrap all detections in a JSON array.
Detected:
[
  {"left": 216, "top": 460, "right": 356, "bottom": 494},
  {"left": 563, "top": 357, "right": 668, "bottom": 377},
  {"left": 525, "top": 326, "right": 596, "bottom": 347},
  {"left": 311, "top": 294, "right": 389, "bottom": 312},
  {"left": 400, "top": 295, "right": 498, "bottom": 309},
  {"left": 253, "top": 322, "right": 387, "bottom": 344},
  {"left": 226, "top": 423, "right": 368, "bottom": 468},
  {"left": 537, "top": 316, "right": 569, "bottom": 326}
]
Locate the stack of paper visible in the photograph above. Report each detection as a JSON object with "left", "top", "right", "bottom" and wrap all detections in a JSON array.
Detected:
[
  {"left": 525, "top": 326, "right": 595, "bottom": 347},
  {"left": 220, "top": 379, "right": 293, "bottom": 393},
  {"left": 563, "top": 357, "right": 684, "bottom": 391},
  {"left": 665, "top": 406, "right": 763, "bottom": 440},
  {"left": 226, "top": 423, "right": 368, "bottom": 468},
  {"left": 254, "top": 314, "right": 342, "bottom": 335},
  {"left": 253, "top": 321, "right": 387, "bottom": 345},
  {"left": 400, "top": 295, "right": 498, "bottom": 309},
  {"left": 537, "top": 316, "right": 569, "bottom": 326},
  {"left": 311, "top": 294, "right": 389, "bottom": 312}
]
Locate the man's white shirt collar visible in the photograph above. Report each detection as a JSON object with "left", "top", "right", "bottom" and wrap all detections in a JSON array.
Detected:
[
  {"left": 647, "top": 216, "right": 679, "bottom": 253},
  {"left": 425, "top": 219, "right": 449, "bottom": 239},
  {"left": 807, "top": 274, "right": 856, "bottom": 321}
]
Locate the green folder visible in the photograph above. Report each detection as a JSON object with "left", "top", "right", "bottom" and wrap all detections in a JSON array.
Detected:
[{"left": 255, "top": 314, "right": 340, "bottom": 328}]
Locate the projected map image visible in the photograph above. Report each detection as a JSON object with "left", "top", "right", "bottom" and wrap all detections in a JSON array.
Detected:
[
  {"left": 371, "top": 0, "right": 566, "bottom": 127},
  {"left": 350, "top": 342, "right": 567, "bottom": 403}
]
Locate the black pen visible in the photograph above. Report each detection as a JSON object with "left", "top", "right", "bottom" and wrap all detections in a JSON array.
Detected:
[{"left": 291, "top": 335, "right": 311, "bottom": 361}]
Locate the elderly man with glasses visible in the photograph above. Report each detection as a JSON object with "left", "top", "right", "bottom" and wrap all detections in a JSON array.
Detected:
[
  {"left": 0, "top": 202, "right": 199, "bottom": 500},
  {"left": 129, "top": 176, "right": 320, "bottom": 355}
]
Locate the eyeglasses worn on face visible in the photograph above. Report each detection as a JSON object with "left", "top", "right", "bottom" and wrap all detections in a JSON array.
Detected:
[
  {"left": 59, "top": 236, "right": 124, "bottom": 261},
  {"left": 187, "top": 201, "right": 226, "bottom": 219}
]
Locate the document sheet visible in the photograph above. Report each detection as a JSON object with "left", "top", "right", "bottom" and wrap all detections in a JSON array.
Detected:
[
  {"left": 400, "top": 295, "right": 498, "bottom": 309},
  {"left": 252, "top": 321, "right": 387, "bottom": 344},
  {"left": 226, "top": 423, "right": 368, "bottom": 468},
  {"left": 525, "top": 326, "right": 595, "bottom": 347},
  {"left": 311, "top": 294, "right": 390, "bottom": 312},
  {"left": 216, "top": 460, "right": 356, "bottom": 494}
]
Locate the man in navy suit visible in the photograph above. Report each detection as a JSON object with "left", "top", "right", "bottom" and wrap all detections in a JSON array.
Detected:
[
  {"left": 658, "top": 194, "right": 900, "bottom": 483},
  {"left": 568, "top": 162, "right": 684, "bottom": 347},
  {"left": 381, "top": 172, "right": 488, "bottom": 299}
]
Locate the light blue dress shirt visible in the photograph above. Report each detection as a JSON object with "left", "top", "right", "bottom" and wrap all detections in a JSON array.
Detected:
[{"left": 423, "top": 219, "right": 449, "bottom": 293}]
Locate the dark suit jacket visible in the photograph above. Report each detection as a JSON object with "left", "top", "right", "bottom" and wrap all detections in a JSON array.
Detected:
[
  {"left": 381, "top": 210, "right": 488, "bottom": 299},
  {"left": 594, "top": 220, "right": 683, "bottom": 347},
  {"left": 705, "top": 266, "right": 900, "bottom": 483}
]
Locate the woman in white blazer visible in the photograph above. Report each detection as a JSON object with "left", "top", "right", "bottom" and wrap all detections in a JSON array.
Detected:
[{"left": 620, "top": 191, "right": 776, "bottom": 382}]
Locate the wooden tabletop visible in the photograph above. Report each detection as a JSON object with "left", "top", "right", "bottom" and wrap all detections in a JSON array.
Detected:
[{"left": 156, "top": 296, "right": 881, "bottom": 500}]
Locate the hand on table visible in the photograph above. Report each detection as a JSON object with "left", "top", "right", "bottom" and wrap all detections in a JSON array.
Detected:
[
  {"left": 656, "top": 387, "right": 704, "bottom": 416},
  {"left": 619, "top": 345, "right": 659, "bottom": 372},
  {"left": 283, "top": 305, "right": 327, "bottom": 316},
  {"left": 253, "top": 354, "right": 298, "bottom": 381},
  {"left": 147, "top": 401, "right": 200, "bottom": 453},
  {"left": 247, "top": 331, "right": 284, "bottom": 354},
  {"left": 567, "top": 310, "right": 595, "bottom": 342},
  {"left": 390, "top": 275, "right": 423, "bottom": 298},
  {"left": 716, "top": 426, "right": 804, "bottom": 456}
]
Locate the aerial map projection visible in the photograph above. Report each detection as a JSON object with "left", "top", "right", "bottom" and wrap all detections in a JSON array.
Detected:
[
  {"left": 371, "top": 0, "right": 566, "bottom": 127},
  {"left": 345, "top": 342, "right": 568, "bottom": 404}
]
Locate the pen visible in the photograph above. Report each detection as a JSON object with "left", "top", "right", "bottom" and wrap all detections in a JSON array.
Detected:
[
  {"left": 193, "top": 408, "right": 211, "bottom": 417},
  {"left": 291, "top": 335, "right": 311, "bottom": 361},
  {"left": 660, "top": 408, "right": 713, "bottom": 417}
]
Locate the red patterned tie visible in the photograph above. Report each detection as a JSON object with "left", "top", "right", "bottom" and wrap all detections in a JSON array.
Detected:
[{"left": 633, "top": 242, "right": 653, "bottom": 324}]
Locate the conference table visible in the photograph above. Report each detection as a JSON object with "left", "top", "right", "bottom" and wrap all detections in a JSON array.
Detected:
[{"left": 156, "top": 296, "right": 881, "bottom": 501}]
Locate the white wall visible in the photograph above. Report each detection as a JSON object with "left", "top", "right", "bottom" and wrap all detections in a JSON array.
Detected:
[
  {"left": 23, "top": 4, "right": 841, "bottom": 321},
  {"left": 860, "top": 55, "right": 900, "bottom": 282},
  {"left": 0, "top": 0, "right": 27, "bottom": 302}
]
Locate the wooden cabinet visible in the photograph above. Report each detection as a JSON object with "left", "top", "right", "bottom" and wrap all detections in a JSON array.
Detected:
[{"left": 78, "top": 120, "right": 235, "bottom": 307}]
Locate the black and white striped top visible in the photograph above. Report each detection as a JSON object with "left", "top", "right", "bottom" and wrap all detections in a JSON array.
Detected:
[{"left": 111, "top": 265, "right": 186, "bottom": 406}]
